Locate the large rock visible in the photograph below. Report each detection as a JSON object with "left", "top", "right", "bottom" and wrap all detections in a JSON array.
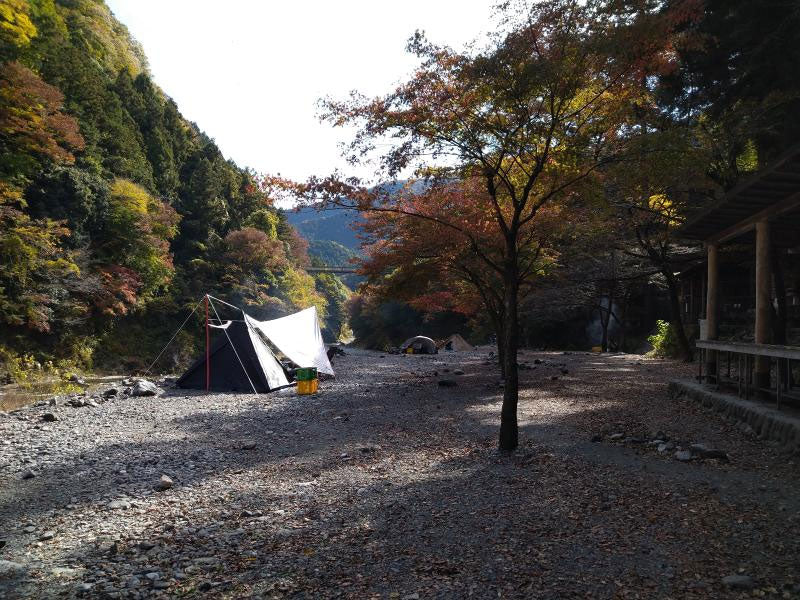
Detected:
[
  {"left": 0, "top": 559, "right": 26, "bottom": 579},
  {"left": 155, "top": 474, "right": 173, "bottom": 491},
  {"left": 721, "top": 575, "right": 755, "bottom": 589},
  {"left": 130, "top": 380, "right": 160, "bottom": 397}
]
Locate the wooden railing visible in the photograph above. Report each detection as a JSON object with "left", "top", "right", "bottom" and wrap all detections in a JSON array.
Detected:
[{"left": 697, "top": 340, "right": 800, "bottom": 409}]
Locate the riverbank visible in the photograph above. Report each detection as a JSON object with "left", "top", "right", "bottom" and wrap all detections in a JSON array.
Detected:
[{"left": 1, "top": 348, "right": 798, "bottom": 598}]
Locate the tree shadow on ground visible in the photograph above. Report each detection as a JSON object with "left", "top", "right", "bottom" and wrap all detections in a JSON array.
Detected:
[{"left": 2, "top": 350, "right": 798, "bottom": 598}]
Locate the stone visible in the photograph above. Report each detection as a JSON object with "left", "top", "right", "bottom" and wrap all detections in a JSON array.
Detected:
[
  {"left": 21, "top": 469, "right": 36, "bottom": 480},
  {"left": 721, "top": 575, "right": 755, "bottom": 589},
  {"left": 155, "top": 474, "right": 173, "bottom": 491},
  {"left": 241, "top": 440, "right": 257, "bottom": 450},
  {"left": 453, "top": 369, "right": 465, "bottom": 375},
  {"left": 39, "top": 530, "right": 55, "bottom": 541},
  {"left": 107, "top": 499, "right": 131, "bottom": 510},
  {"left": 126, "top": 576, "right": 141, "bottom": 588},
  {"left": 145, "top": 572, "right": 160, "bottom": 581},
  {"left": 75, "top": 582, "right": 94, "bottom": 593},
  {"left": 41, "top": 412, "right": 58, "bottom": 422},
  {"left": 674, "top": 450, "right": 692, "bottom": 462},
  {"left": 437, "top": 379, "right": 457, "bottom": 387},
  {"left": 23, "top": 526, "right": 35, "bottom": 534},
  {"left": 103, "top": 388, "right": 119, "bottom": 398},
  {"left": 131, "top": 380, "right": 160, "bottom": 397},
  {"left": 701, "top": 448, "right": 729, "bottom": 461},
  {"left": 51, "top": 567, "right": 78, "bottom": 577},
  {"left": 0, "top": 560, "right": 26, "bottom": 579},
  {"left": 609, "top": 433, "right": 624, "bottom": 441}
]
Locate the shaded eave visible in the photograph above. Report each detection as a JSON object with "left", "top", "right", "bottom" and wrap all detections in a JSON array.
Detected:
[{"left": 680, "top": 143, "right": 800, "bottom": 244}]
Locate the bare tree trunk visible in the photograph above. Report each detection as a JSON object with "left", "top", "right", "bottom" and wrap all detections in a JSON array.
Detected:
[
  {"left": 499, "top": 256, "right": 520, "bottom": 452},
  {"left": 600, "top": 305, "right": 609, "bottom": 352},
  {"left": 664, "top": 270, "right": 693, "bottom": 362},
  {"left": 494, "top": 316, "right": 506, "bottom": 379}
]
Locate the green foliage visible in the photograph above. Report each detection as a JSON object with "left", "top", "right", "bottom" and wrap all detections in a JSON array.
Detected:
[
  {"left": 646, "top": 320, "right": 680, "bottom": 359},
  {"left": 243, "top": 208, "right": 279, "bottom": 239},
  {"left": 314, "top": 271, "right": 350, "bottom": 342},
  {"left": 0, "top": 0, "right": 37, "bottom": 53},
  {"left": 0, "top": 0, "right": 338, "bottom": 372}
]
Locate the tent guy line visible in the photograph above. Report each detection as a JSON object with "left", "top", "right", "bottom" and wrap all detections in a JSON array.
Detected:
[{"left": 142, "top": 296, "right": 204, "bottom": 377}]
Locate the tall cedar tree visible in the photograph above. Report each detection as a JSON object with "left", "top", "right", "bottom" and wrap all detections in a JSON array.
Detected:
[{"left": 295, "top": 0, "right": 691, "bottom": 450}]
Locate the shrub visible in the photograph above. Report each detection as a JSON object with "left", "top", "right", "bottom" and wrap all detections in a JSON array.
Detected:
[{"left": 647, "top": 320, "right": 680, "bottom": 358}]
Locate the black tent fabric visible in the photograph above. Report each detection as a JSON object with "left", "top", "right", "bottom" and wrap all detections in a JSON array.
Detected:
[{"left": 177, "top": 321, "right": 283, "bottom": 392}]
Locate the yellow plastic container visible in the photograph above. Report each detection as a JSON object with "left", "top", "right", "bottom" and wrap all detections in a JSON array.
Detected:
[
  {"left": 297, "top": 378, "right": 318, "bottom": 395},
  {"left": 406, "top": 347, "right": 414, "bottom": 354}
]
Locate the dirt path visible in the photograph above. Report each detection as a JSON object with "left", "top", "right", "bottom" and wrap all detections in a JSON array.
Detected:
[{"left": 1, "top": 349, "right": 798, "bottom": 599}]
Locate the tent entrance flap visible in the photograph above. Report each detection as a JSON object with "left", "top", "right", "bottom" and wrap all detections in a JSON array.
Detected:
[{"left": 246, "top": 306, "right": 334, "bottom": 376}]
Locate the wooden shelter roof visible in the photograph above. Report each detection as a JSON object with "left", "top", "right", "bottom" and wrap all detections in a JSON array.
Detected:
[{"left": 680, "top": 144, "right": 800, "bottom": 244}]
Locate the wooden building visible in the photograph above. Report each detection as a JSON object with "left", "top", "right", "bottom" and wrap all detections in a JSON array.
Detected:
[{"left": 679, "top": 145, "right": 800, "bottom": 406}]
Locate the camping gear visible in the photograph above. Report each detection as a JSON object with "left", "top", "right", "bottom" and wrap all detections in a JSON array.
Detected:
[
  {"left": 295, "top": 367, "right": 318, "bottom": 395},
  {"left": 400, "top": 336, "right": 438, "bottom": 355},
  {"left": 297, "top": 379, "right": 318, "bottom": 394},
  {"left": 441, "top": 334, "right": 474, "bottom": 352},
  {"left": 168, "top": 295, "right": 333, "bottom": 394}
]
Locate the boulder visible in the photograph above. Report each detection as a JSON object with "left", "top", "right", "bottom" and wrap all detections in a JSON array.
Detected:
[
  {"left": 155, "top": 474, "right": 173, "bottom": 491},
  {"left": 674, "top": 450, "right": 692, "bottom": 462},
  {"left": 130, "top": 380, "right": 160, "bottom": 397},
  {"left": 41, "top": 412, "right": 58, "bottom": 422}
]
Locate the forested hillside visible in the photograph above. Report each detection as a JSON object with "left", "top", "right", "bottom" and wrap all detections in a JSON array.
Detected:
[{"left": 0, "top": 0, "right": 347, "bottom": 377}]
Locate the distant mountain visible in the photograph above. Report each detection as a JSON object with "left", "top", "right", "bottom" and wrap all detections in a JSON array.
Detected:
[{"left": 285, "top": 206, "right": 363, "bottom": 252}]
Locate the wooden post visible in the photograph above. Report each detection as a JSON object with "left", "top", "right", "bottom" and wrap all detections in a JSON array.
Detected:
[
  {"left": 705, "top": 242, "right": 719, "bottom": 382},
  {"left": 205, "top": 294, "right": 210, "bottom": 392},
  {"left": 755, "top": 219, "right": 771, "bottom": 391}
]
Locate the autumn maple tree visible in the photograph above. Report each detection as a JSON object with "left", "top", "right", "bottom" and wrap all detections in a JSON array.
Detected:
[{"left": 292, "top": 0, "right": 694, "bottom": 450}]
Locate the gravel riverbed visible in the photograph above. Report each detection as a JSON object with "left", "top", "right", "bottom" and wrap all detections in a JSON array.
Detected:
[{"left": 1, "top": 348, "right": 798, "bottom": 599}]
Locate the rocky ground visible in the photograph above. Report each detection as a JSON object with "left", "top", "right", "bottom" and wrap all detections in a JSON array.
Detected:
[{"left": 0, "top": 348, "right": 798, "bottom": 599}]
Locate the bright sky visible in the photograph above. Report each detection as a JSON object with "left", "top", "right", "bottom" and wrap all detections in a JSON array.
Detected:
[{"left": 106, "top": 1, "right": 495, "bottom": 182}]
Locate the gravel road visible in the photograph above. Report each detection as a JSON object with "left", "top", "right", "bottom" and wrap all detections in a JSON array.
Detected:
[{"left": 1, "top": 348, "right": 798, "bottom": 599}]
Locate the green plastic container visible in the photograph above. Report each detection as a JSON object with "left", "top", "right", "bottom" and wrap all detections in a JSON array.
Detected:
[{"left": 296, "top": 367, "right": 317, "bottom": 381}]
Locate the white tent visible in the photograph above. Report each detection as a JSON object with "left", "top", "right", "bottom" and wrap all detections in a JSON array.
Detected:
[{"left": 246, "top": 306, "right": 334, "bottom": 376}]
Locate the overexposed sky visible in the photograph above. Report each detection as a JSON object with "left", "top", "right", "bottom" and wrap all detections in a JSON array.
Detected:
[{"left": 106, "top": 1, "right": 495, "bottom": 182}]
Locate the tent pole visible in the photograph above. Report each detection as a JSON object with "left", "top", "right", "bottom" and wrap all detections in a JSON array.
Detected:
[{"left": 205, "top": 294, "right": 210, "bottom": 392}]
